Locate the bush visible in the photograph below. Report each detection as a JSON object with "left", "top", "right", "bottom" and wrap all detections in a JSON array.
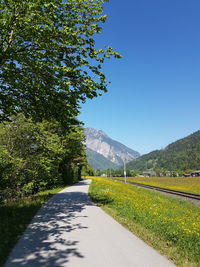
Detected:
[{"left": 0, "top": 115, "right": 86, "bottom": 201}]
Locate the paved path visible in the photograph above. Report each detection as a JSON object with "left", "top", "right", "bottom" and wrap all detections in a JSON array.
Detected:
[{"left": 5, "top": 179, "right": 176, "bottom": 267}]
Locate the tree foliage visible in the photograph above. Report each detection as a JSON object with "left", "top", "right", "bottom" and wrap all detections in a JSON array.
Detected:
[
  {"left": 0, "top": 114, "right": 87, "bottom": 201},
  {"left": 0, "top": 1, "right": 121, "bottom": 200},
  {"left": 0, "top": 0, "right": 120, "bottom": 124}
]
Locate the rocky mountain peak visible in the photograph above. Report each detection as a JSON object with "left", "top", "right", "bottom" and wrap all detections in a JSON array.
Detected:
[
  {"left": 85, "top": 127, "right": 108, "bottom": 139},
  {"left": 84, "top": 127, "right": 140, "bottom": 168}
]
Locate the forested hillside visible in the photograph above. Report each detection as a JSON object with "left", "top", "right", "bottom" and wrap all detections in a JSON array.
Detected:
[{"left": 127, "top": 131, "right": 200, "bottom": 172}]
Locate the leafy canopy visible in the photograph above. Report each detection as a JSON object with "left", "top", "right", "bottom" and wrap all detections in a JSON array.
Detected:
[
  {"left": 0, "top": 114, "right": 87, "bottom": 197},
  {"left": 0, "top": 0, "right": 120, "bottom": 124}
]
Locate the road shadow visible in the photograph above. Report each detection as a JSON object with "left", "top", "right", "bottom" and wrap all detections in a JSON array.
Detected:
[{"left": 5, "top": 180, "right": 94, "bottom": 266}]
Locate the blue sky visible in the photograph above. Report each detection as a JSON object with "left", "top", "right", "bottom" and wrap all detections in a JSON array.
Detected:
[{"left": 79, "top": 0, "right": 200, "bottom": 155}]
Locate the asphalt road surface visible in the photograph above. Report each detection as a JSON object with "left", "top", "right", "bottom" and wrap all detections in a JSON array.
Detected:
[{"left": 5, "top": 179, "right": 176, "bottom": 267}]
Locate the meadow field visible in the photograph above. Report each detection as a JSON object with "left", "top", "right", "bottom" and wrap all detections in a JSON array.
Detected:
[
  {"left": 115, "top": 176, "right": 200, "bottom": 195},
  {"left": 89, "top": 177, "right": 200, "bottom": 267}
]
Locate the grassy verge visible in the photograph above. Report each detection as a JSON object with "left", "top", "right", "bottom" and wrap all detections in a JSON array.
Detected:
[
  {"left": 0, "top": 186, "right": 65, "bottom": 266},
  {"left": 115, "top": 176, "right": 200, "bottom": 195},
  {"left": 89, "top": 177, "right": 200, "bottom": 267}
]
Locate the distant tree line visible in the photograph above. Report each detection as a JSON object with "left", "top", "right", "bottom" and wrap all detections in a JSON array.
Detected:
[
  {"left": 90, "top": 168, "right": 138, "bottom": 177},
  {"left": 89, "top": 167, "right": 197, "bottom": 178}
]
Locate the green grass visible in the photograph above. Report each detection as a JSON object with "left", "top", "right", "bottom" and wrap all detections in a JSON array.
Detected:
[
  {"left": 0, "top": 186, "right": 65, "bottom": 266},
  {"left": 89, "top": 177, "right": 200, "bottom": 267}
]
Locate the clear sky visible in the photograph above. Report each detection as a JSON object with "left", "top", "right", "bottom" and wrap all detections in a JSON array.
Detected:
[{"left": 79, "top": 0, "right": 200, "bottom": 155}]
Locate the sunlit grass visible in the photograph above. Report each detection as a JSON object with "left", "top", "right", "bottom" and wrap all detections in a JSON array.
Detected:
[
  {"left": 0, "top": 187, "right": 65, "bottom": 266},
  {"left": 89, "top": 177, "right": 200, "bottom": 267}
]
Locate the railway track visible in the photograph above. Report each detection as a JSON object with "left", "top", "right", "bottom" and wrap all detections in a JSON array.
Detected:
[{"left": 113, "top": 178, "right": 200, "bottom": 201}]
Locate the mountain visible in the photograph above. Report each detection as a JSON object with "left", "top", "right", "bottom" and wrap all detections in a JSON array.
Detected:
[
  {"left": 85, "top": 128, "right": 140, "bottom": 170},
  {"left": 127, "top": 130, "right": 200, "bottom": 171},
  {"left": 86, "top": 148, "right": 119, "bottom": 170}
]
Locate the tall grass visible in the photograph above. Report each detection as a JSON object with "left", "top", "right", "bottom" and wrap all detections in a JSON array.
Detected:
[
  {"left": 89, "top": 177, "right": 200, "bottom": 267},
  {"left": 0, "top": 187, "right": 65, "bottom": 266}
]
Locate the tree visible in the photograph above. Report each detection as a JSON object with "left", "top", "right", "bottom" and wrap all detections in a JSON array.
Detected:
[
  {"left": 0, "top": 114, "right": 87, "bottom": 200},
  {"left": 58, "top": 125, "right": 87, "bottom": 184},
  {"left": 0, "top": 0, "right": 120, "bottom": 125},
  {"left": 81, "top": 164, "right": 95, "bottom": 177}
]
